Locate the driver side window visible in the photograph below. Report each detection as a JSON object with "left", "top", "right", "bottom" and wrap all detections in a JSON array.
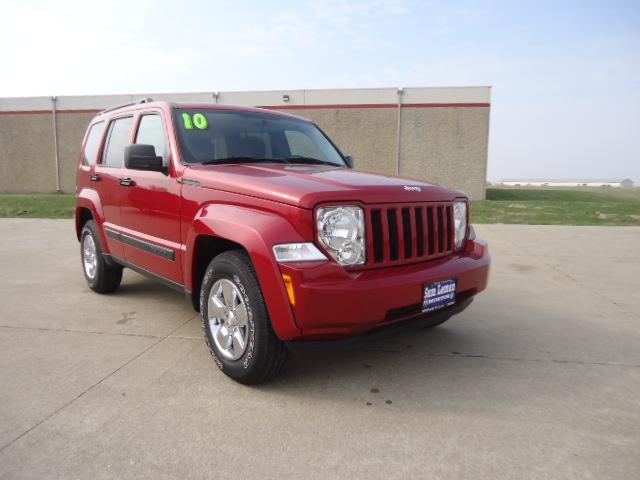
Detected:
[{"left": 135, "top": 114, "right": 169, "bottom": 165}]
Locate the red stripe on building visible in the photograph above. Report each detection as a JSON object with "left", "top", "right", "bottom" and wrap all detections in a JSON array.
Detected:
[
  {"left": 0, "top": 109, "right": 101, "bottom": 115},
  {"left": 260, "top": 102, "right": 490, "bottom": 110},
  {"left": 0, "top": 102, "right": 489, "bottom": 115},
  {"left": 401, "top": 102, "right": 490, "bottom": 108}
]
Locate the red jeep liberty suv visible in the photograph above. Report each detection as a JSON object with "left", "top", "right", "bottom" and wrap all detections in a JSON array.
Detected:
[{"left": 76, "top": 99, "right": 490, "bottom": 384}]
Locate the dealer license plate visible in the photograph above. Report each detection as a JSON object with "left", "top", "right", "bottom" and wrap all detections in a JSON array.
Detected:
[{"left": 422, "top": 279, "right": 457, "bottom": 312}]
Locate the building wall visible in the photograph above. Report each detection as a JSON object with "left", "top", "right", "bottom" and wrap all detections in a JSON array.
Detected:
[
  {"left": 0, "top": 87, "right": 491, "bottom": 199},
  {"left": 399, "top": 106, "right": 490, "bottom": 200},
  {"left": 57, "top": 112, "right": 96, "bottom": 192},
  {"left": 290, "top": 107, "right": 400, "bottom": 176},
  {"left": 0, "top": 113, "right": 56, "bottom": 192}
]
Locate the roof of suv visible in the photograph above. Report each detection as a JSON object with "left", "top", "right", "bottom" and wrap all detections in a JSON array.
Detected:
[{"left": 96, "top": 99, "right": 309, "bottom": 122}]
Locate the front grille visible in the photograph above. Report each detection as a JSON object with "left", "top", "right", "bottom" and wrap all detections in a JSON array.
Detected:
[{"left": 366, "top": 203, "right": 454, "bottom": 266}]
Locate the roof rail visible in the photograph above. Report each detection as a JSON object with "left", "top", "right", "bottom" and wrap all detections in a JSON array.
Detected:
[{"left": 97, "top": 97, "right": 154, "bottom": 116}]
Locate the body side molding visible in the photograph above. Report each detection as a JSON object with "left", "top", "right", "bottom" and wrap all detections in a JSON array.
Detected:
[{"left": 105, "top": 227, "right": 176, "bottom": 261}]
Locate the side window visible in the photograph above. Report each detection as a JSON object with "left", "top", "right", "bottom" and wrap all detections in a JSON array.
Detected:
[
  {"left": 83, "top": 122, "right": 105, "bottom": 166},
  {"left": 135, "top": 115, "right": 169, "bottom": 165},
  {"left": 285, "top": 130, "right": 325, "bottom": 160},
  {"left": 102, "top": 117, "right": 134, "bottom": 167}
]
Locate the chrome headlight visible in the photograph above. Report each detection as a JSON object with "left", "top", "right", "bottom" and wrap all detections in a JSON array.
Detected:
[
  {"left": 453, "top": 200, "right": 468, "bottom": 249},
  {"left": 316, "top": 206, "right": 365, "bottom": 266}
]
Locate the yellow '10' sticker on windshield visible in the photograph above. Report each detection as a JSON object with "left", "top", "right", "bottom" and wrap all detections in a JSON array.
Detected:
[{"left": 182, "top": 113, "right": 208, "bottom": 130}]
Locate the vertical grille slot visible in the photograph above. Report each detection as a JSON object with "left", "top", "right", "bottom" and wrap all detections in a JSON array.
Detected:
[
  {"left": 387, "top": 208, "right": 399, "bottom": 261},
  {"left": 426, "top": 207, "right": 435, "bottom": 255},
  {"left": 371, "top": 210, "right": 383, "bottom": 263},
  {"left": 437, "top": 206, "right": 445, "bottom": 253},
  {"left": 415, "top": 207, "right": 424, "bottom": 257},
  {"left": 401, "top": 208, "right": 412, "bottom": 259}
]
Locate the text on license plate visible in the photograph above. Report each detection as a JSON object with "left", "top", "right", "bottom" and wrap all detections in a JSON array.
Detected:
[{"left": 422, "top": 279, "right": 457, "bottom": 312}]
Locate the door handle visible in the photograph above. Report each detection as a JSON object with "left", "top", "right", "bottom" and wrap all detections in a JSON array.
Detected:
[
  {"left": 119, "top": 177, "right": 135, "bottom": 187},
  {"left": 89, "top": 174, "right": 101, "bottom": 182}
]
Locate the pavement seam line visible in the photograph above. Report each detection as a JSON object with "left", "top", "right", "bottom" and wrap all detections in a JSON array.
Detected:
[
  {"left": 353, "top": 348, "right": 640, "bottom": 368},
  {"left": 451, "top": 352, "right": 640, "bottom": 368},
  {"left": 0, "top": 324, "right": 199, "bottom": 340},
  {"left": 0, "top": 314, "right": 199, "bottom": 454}
]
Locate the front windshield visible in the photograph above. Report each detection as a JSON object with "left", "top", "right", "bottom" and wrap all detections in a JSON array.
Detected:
[{"left": 173, "top": 108, "right": 347, "bottom": 166}]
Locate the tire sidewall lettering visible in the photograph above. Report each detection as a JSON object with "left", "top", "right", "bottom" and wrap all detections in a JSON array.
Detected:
[
  {"left": 233, "top": 274, "right": 255, "bottom": 369},
  {"left": 201, "top": 265, "right": 256, "bottom": 371}
]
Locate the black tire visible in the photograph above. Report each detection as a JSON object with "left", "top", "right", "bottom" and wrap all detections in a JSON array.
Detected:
[
  {"left": 200, "top": 250, "right": 290, "bottom": 385},
  {"left": 80, "top": 220, "right": 123, "bottom": 293}
]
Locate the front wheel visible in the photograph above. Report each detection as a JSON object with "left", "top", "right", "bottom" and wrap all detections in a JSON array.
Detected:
[{"left": 200, "top": 250, "right": 290, "bottom": 384}]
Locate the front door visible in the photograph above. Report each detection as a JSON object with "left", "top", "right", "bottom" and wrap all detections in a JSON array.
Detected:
[{"left": 119, "top": 111, "right": 183, "bottom": 284}]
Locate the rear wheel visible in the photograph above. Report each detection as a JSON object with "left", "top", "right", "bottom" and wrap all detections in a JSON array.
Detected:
[
  {"left": 200, "top": 250, "right": 290, "bottom": 384},
  {"left": 80, "top": 220, "right": 122, "bottom": 293}
]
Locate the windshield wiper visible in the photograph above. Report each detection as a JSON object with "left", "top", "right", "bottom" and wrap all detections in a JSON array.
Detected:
[
  {"left": 199, "top": 155, "right": 341, "bottom": 167},
  {"left": 200, "top": 157, "right": 290, "bottom": 165},
  {"left": 282, "top": 156, "right": 342, "bottom": 166}
]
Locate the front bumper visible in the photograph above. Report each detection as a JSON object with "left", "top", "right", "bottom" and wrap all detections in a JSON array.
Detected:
[{"left": 278, "top": 238, "right": 490, "bottom": 340}]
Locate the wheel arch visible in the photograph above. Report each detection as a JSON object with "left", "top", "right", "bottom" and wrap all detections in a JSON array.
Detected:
[
  {"left": 75, "top": 188, "right": 105, "bottom": 241},
  {"left": 185, "top": 203, "right": 305, "bottom": 340},
  {"left": 189, "top": 235, "right": 247, "bottom": 311},
  {"left": 76, "top": 207, "right": 93, "bottom": 240}
]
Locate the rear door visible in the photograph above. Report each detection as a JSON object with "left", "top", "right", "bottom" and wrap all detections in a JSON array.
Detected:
[
  {"left": 119, "top": 111, "right": 183, "bottom": 284},
  {"left": 94, "top": 115, "right": 135, "bottom": 258}
]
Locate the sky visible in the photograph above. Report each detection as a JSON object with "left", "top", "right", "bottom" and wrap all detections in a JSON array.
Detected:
[{"left": 1, "top": 0, "right": 639, "bottom": 183}]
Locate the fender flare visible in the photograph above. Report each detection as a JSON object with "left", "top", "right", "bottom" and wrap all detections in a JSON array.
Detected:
[
  {"left": 185, "top": 203, "right": 304, "bottom": 340},
  {"left": 75, "top": 188, "right": 109, "bottom": 249}
]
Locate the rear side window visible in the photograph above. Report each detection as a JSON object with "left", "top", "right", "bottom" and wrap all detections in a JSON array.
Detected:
[
  {"left": 102, "top": 117, "right": 133, "bottom": 167},
  {"left": 83, "top": 122, "right": 105, "bottom": 166},
  {"left": 135, "top": 115, "right": 169, "bottom": 164}
]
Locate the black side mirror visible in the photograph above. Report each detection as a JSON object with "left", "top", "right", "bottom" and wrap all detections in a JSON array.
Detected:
[
  {"left": 124, "top": 144, "right": 164, "bottom": 172},
  {"left": 344, "top": 155, "right": 354, "bottom": 168}
]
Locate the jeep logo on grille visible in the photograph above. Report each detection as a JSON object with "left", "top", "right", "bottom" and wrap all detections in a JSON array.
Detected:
[{"left": 404, "top": 185, "right": 422, "bottom": 192}]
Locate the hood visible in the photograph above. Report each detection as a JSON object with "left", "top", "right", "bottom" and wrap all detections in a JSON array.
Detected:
[{"left": 185, "top": 163, "right": 465, "bottom": 209}]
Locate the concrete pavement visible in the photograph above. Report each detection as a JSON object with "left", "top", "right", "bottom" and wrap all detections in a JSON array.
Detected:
[{"left": 0, "top": 220, "right": 638, "bottom": 479}]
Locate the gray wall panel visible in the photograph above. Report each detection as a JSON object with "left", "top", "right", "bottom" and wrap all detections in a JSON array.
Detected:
[
  {"left": 296, "top": 107, "right": 400, "bottom": 177},
  {"left": 399, "top": 107, "right": 490, "bottom": 200},
  {"left": 0, "top": 114, "right": 57, "bottom": 192}
]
